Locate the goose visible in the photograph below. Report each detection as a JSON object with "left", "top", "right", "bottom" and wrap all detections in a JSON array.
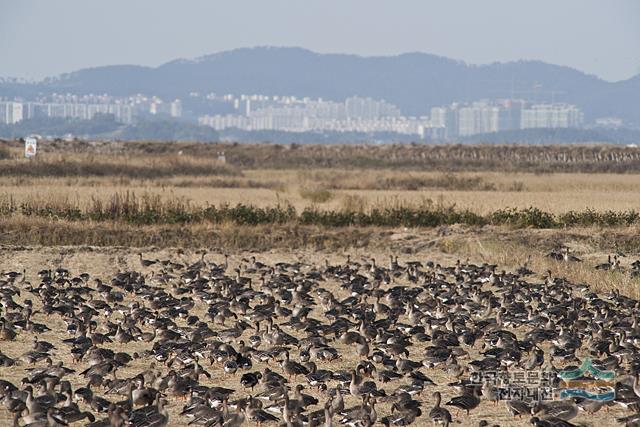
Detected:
[
  {"left": 429, "top": 391, "right": 452, "bottom": 426},
  {"left": 355, "top": 337, "right": 370, "bottom": 358},
  {"left": 395, "top": 355, "right": 422, "bottom": 375},
  {"left": 305, "top": 362, "right": 332, "bottom": 389},
  {"left": 529, "top": 416, "right": 579, "bottom": 427},
  {"left": 223, "top": 358, "right": 238, "bottom": 375},
  {"left": 291, "top": 384, "right": 318, "bottom": 408},
  {"left": 546, "top": 249, "right": 564, "bottom": 261},
  {"left": 323, "top": 401, "right": 334, "bottom": 427},
  {"left": 137, "top": 328, "right": 156, "bottom": 343},
  {"left": 595, "top": 255, "right": 614, "bottom": 270},
  {"left": 574, "top": 397, "right": 606, "bottom": 414},
  {"left": 349, "top": 367, "right": 365, "bottom": 398},
  {"left": 330, "top": 385, "right": 345, "bottom": 414},
  {"left": 128, "top": 397, "right": 169, "bottom": 427},
  {"left": 532, "top": 399, "right": 579, "bottom": 421},
  {"left": 445, "top": 386, "right": 481, "bottom": 415},
  {"left": 338, "top": 397, "right": 377, "bottom": 425},
  {"left": 380, "top": 406, "right": 421, "bottom": 426},
  {"left": 481, "top": 381, "right": 499, "bottom": 405},
  {"left": 562, "top": 247, "right": 582, "bottom": 263},
  {"left": 138, "top": 253, "right": 157, "bottom": 268},
  {"left": 240, "top": 372, "right": 262, "bottom": 390},
  {"left": 522, "top": 346, "right": 545, "bottom": 370},
  {"left": 390, "top": 393, "right": 421, "bottom": 414},
  {"left": 25, "top": 407, "right": 69, "bottom": 427},
  {"left": 633, "top": 371, "right": 640, "bottom": 398},
  {"left": 444, "top": 361, "right": 467, "bottom": 379},
  {"left": 244, "top": 399, "right": 279, "bottom": 426},
  {"left": 180, "top": 403, "right": 223, "bottom": 426},
  {"left": 187, "top": 250, "right": 209, "bottom": 271},
  {"left": 505, "top": 399, "right": 532, "bottom": 418},
  {"left": 377, "top": 369, "right": 403, "bottom": 383},
  {"left": 113, "top": 324, "right": 133, "bottom": 344},
  {"left": 54, "top": 400, "right": 96, "bottom": 424},
  {"left": 32, "top": 337, "right": 55, "bottom": 353},
  {"left": 0, "top": 320, "right": 17, "bottom": 341},
  {"left": 131, "top": 375, "right": 158, "bottom": 406},
  {"left": 280, "top": 350, "right": 309, "bottom": 380}
]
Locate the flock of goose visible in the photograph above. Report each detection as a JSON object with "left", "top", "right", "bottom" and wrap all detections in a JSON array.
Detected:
[
  {"left": 1, "top": 250, "right": 640, "bottom": 426},
  {"left": 547, "top": 247, "right": 640, "bottom": 278}
]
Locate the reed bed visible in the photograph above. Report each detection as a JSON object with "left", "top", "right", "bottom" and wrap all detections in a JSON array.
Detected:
[
  {"left": 6, "top": 139, "right": 640, "bottom": 173},
  {"left": 0, "top": 154, "right": 239, "bottom": 178}
]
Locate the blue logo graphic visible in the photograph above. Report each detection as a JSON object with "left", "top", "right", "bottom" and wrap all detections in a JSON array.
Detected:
[{"left": 558, "top": 358, "right": 615, "bottom": 401}]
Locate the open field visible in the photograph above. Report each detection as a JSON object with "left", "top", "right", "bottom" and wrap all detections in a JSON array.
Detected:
[
  {"left": 3, "top": 140, "right": 640, "bottom": 217},
  {"left": 2, "top": 141, "right": 640, "bottom": 427},
  {"left": 4, "top": 170, "right": 640, "bottom": 214}
]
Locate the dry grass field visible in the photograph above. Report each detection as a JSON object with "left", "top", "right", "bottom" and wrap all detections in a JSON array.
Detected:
[
  {"left": 3, "top": 139, "right": 640, "bottom": 215},
  {"left": 2, "top": 169, "right": 640, "bottom": 214},
  {"left": 2, "top": 141, "right": 640, "bottom": 427}
]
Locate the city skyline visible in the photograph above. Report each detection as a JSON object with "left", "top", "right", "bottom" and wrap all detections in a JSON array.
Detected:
[
  {"left": 1, "top": 0, "right": 639, "bottom": 82},
  {"left": 0, "top": 91, "right": 588, "bottom": 140}
]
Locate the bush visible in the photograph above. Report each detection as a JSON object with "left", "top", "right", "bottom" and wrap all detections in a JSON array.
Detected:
[
  {"left": 489, "top": 207, "right": 557, "bottom": 228},
  {"left": 2, "top": 193, "right": 640, "bottom": 230}
]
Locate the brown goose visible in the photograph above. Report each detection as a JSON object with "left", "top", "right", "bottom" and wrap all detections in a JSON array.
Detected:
[
  {"left": 244, "top": 398, "right": 279, "bottom": 426},
  {"left": 532, "top": 399, "right": 579, "bottom": 421},
  {"left": 0, "top": 320, "right": 17, "bottom": 341},
  {"left": 446, "top": 386, "right": 481, "bottom": 415},
  {"left": 429, "top": 391, "right": 452, "bottom": 426},
  {"left": 129, "top": 396, "right": 169, "bottom": 427},
  {"left": 138, "top": 253, "right": 157, "bottom": 268},
  {"left": 280, "top": 350, "right": 309, "bottom": 380}
]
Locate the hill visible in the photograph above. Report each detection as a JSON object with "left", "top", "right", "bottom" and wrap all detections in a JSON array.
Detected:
[{"left": 1, "top": 47, "right": 638, "bottom": 124}]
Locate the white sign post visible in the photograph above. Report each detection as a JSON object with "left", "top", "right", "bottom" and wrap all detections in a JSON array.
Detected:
[{"left": 24, "top": 137, "right": 37, "bottom": 158}]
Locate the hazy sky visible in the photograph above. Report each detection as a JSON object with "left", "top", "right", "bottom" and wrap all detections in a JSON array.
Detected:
[{"left": 1, "top": 0, "right": 639, "bottom": 82}]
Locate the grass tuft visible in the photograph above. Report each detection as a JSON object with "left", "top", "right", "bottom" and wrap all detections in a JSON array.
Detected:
[{"left": 299, "top": 187, "right": 334, "bottom": 203}]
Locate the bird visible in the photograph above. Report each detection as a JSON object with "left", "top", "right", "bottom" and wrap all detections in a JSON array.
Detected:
[
  {"left": 240, "top": 372, "right": 262, "bottom": 390},
  {"left": 280, "top": 350, "right": 309, "bottom": 380},
  {"left": 446, "top": 387, "right": 481, "bottom": 415},
  {"left": 532, "top": 399, "right": 579, "bottom": 421},
  {"left": 429, "top": 392, "right": 452, "bottom": 426},
  {"left": 138, "top": 253, "right": 157, "bottom": 268}
]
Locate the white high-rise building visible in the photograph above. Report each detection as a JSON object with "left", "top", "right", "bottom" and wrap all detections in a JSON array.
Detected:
[
  {"left": 521, "top": 104, "right": 584, "bottom": 129},
  {"left": 169, "top": 100, "right": 182, "bottom": 118},
  {"left": 0, "top": 102, "right": 24, "bottom": 124},
  {"left": 429, "top": 99, "right": 578, "bottom": 139},
  {"left": 458, "top": 102, "right": 511, "bottom": 136},
  {"left": 430, "top": 105, "right": 459, "bottom": 138}
]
